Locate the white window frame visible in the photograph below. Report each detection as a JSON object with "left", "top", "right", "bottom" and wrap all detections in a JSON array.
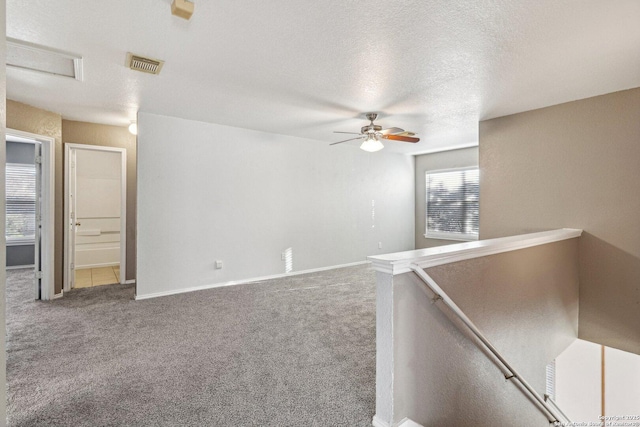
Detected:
[{"left": 424, "top": 166, "right": 479, "bottom": 242}]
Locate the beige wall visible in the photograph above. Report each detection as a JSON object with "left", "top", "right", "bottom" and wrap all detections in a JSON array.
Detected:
[
  {"left": 479, "top": 87, "right": 640, "bottom": 355},
  {"left": 6, "top": 101, "right": 64, "bottom": 294},
  {"left": 5, "top": 102, "right": 137, "bottom": 293},
  {"left": 62, "top": 120, "right": 137, "bottom": 281},
  {"left": 392, "top": 239, "right": 579, "bottom": 425},
  {"left": 414, "top": 147, "right": 478, "bottom": 249}
]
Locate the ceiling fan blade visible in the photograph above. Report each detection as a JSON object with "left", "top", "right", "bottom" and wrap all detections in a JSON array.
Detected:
[
  {"left": 396, "top": 131, "right": 416, "bottom": 137},
  {"left": 330, "top": 136, "right": 365, "bottom": 146},
  {"left": 380, "top": 127, "right": 405, "bottom": 135},
  {"left": 381, "top": 134, "right": 420, "bottom": 143},
  {"left": 333, "top": 131, "right": 362, "bottom": 135}
]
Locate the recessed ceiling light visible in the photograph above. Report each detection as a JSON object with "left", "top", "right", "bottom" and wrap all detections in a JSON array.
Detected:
[{"left": 6, "top": 37, "right": 83, "bottom": 81}]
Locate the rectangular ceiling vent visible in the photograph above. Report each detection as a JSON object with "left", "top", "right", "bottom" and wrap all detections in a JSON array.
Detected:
[
  {"left": 126, "top": 53, "right": 164, "bottom": 75},
  {"left": 6, "top": 37, "right": 83, "bottom": 81}
]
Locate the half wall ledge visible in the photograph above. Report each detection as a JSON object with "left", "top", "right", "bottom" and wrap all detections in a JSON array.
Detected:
[{"left": 367, "top": 228, "right": 583, "bottom": 275}]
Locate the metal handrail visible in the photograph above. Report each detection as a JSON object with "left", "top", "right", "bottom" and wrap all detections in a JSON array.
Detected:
[
  {"left": 545, "top": 394, "right": 572, "bottom": 425},
  {"left": 408, "top": 264, "right": 571, "bottom": 426}
]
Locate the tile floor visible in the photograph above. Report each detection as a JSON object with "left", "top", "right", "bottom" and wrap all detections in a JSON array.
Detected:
[{"left": 74, "top": 266, "right": 120, "bottom": 288}]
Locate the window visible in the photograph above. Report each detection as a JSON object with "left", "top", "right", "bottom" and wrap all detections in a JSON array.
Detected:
[
  {"left": 6, "top": 163, "right": 36, "bottom": 243},
  {"left": 425, "top": 167, "right": 479, "bottom": 241}
]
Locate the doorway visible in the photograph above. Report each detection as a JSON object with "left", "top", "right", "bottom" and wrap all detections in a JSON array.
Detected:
[
  {"left": 5, "top": 129, "right": 55, "bottom": 300},
  {"left": 64, "top": 144, "right": 126, "bottom": 291}
]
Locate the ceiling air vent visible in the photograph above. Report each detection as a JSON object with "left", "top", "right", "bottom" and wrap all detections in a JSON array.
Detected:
[{"left": 126, "top": 53, "right": 164, "bottom": 75}]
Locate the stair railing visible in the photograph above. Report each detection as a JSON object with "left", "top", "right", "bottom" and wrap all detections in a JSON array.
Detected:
[
  {"left": 544, "top": 394, "right": 572, "bottom": 425},
  {"left": 408, "top": 264, "right": 571, "bottom": 426}
]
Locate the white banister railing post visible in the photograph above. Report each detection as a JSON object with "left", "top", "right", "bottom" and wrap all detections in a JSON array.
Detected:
[{"left": 372, "top": 271, "right": 395, "bottom": 427}]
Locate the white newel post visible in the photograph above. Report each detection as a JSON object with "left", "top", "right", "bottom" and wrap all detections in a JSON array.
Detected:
[{"left": 372, "top": 271, "right": 395, "bottom": 427}]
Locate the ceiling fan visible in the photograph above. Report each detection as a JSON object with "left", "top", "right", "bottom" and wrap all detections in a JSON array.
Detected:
[{"left": 330, "top": 113, "right": 420, "bottom": 152}]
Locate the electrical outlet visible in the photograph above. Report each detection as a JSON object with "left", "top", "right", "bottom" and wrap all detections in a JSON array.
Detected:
[
  {"left": 215, "top": 260, "right": 223, "bottom": 269},
  {"left": 378, "top": 242, "right": 382, "bottom": 249}
]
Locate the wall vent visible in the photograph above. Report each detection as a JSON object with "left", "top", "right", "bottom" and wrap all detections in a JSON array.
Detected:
[
  {"left": 6, "top": 37, "right": 83, "bottom": 81},
  {"left": 126, "top": 53, "right": 164, "bottom": 75}
]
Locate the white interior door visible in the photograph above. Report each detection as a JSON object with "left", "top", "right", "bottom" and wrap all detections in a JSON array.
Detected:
[
  {"left": 64, "top": 144, "right": 126, "bottom": 291},
  {"left": 67, "top": 147, "right": 78, "bottom": 289}
]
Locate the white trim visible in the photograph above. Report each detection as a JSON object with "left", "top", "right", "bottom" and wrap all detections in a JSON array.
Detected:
[
  {"left": 75, "top": 262, "right": 120, "bottom": 269},
  {"left": 424, "top": 165, "right": 478, "bottom": 175},
  {"left": 52, "top": 291, "right": 64, "bottom": 299},
  {"left": 6, "top": 264, "right": 35, "bottom": 270},
  {"left": 64, "top": 143, "right": 127, "bottom": 292},
  {"left": 372, "top": 415, "right": 390, "bottom": 427},
  {"left": 372, "top": 416, "right": 423, "bottom": 427},
  {"left": 368, "top": 228, "right": 583, "bottom": 275},
  {"left": 6, "top": 129, "right": 56, "bottom": 301},
  {"left": 6, "top": 239, "right": 36, "bottom": 246},
  {"left": 63, "top": 144, "right": 72, "bottom": 291},
  {"left": 135, "top": 260, "right": 369, "bottom": 300},
  {"left": 397, "top": 419, "right": 424, "bottom": 427},
  {"left": 410, "top": 142, "right": 478, "bottom": 157},
  {"left": 124, "top": 279, "right": 136, "bottom": 285},
  {"left": 423, "top": 231, "right": 478, "bottom": 242}
]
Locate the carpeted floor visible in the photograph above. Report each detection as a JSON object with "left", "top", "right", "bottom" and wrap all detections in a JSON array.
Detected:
[{"left": 6, "top": 265, "right": 377, "bottom": 426}]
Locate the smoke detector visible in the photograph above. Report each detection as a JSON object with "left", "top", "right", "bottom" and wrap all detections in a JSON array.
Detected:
[
  {"left": 171, "top": 0, "right": 194, "bottom": 20},
  {"left": 126, "top": 53, "right": 164, "bottom": 75}
]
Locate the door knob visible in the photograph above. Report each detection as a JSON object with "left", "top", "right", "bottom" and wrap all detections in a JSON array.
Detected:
[{"left": 75, "top": 222, "right": 81, "bottom": 226}]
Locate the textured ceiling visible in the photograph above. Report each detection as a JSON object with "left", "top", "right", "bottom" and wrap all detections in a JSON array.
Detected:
[{"left": 6, "top": 0, "right": 640, "bottom": 154}]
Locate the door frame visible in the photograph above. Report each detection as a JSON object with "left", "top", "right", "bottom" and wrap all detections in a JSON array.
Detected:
[
  {"left": 6, "top": 129, "right": 56, "bottom": 300},
  {"left": 64, "top": 143, "right": 127, "bottom": 292}
]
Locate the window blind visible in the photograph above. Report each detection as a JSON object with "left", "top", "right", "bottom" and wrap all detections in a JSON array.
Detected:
[
  {"left": 6, "top": 163, "right": 36, "bottom": 241},
  {"left": 426, "top": 168, "right": 479, "bottom": 240}
]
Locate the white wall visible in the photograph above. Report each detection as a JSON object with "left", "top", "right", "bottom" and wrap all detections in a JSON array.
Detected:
[
  {"left": 136, "top": 112, "right": 415, "bottom": 298},
  {"left": 556, "top": 339, "right": 640, "bottom": 422},
  {"left": 555, "top": 339, "right": 602, "bottom": 423},
  {"left": 605, "top": 346, "right": 640, "bottom": 416}
]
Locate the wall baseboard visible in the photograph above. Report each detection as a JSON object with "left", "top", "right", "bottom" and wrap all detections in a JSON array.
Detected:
[
  {"left": 135, "top": 260, "right": 369, "bottom": 301},
  {"left": 123, "top": 279, "right": 136, "bottom": 285},
  {"left": 372, "top": 415, "right": 390, "bottom": 427},
  {"left": 52, "top": 291, "right": 64, "bottom": 299},
  {"left": 6, "top": 264, "right": 35, "bottom": 270},
  {"left": 397, "top": 418, "right": 424, "bottom": 427},
  {"left": 372, "top": 416, "right": 424, "bottom": 427}
]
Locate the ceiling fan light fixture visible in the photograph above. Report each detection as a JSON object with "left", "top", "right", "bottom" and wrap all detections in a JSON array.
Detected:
[
  {"left": 360, "top": 135, "right": 384, "bottom": 152},
  {"left": 331, "top": 112, "right": 419, "bottom": 149}
]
